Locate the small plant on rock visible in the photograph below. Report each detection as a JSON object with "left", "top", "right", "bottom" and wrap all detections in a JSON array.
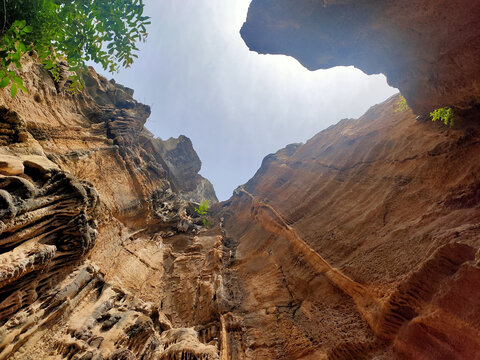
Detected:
[
  {"left": 395, "top": 95, "right": 409, "bottom": 113},
  {"left": 194, "top": 200, "right": 211, "bottom": 228},
  {"left": 430, "top": 107, "right": 455, "bottom": 127}
]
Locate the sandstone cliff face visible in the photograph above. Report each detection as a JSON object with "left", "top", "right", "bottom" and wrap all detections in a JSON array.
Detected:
[
  {"left": 1, "top": 27, "right": 480, "bottom": 360},
  {"left": 219, "top": 94, "right": 480, "bottom": 359},
  {"left": 0, "top": 56, "right": 221, "bottom": 359},
  {"left": 240, "top": 0, "right": 480, "bottom": 115}
]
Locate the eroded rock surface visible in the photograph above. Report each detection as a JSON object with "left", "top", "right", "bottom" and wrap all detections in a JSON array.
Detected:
[
  {"left": 1, "top": 44, "right": 480, "bottom": 360},
  {"left": 218, "top": 95, "right": 480, "bottom": 359},
  {"left": 240, "top": 0, "right": 480, "bottom": 115},
  {"left": 0, "top": 56, "right": 220, "bottom": 359},
  {"left": 0, "top": 168, "right": 98, "bottom": 324}
]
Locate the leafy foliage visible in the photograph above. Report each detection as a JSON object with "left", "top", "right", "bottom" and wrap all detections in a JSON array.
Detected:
[
  {"left": 0, "top": 0, "right": 150, "bottom": 96},
  {"left": 0, "top": 20, "right": 31, "bottom": 97},
  {"left": 430, "top": 107, "right": 454, "bottom": 127},
  {"left": 394, "top": 95, "right": 409, "bottom": 113},
  {"left": 194, "top": 201, "right": 209, "bottom": 216},
  {"left": 194, "top": 201, "right": 211, "bottom": 228}
]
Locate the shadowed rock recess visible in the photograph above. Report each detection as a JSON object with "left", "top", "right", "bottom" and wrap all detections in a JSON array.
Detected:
[
  {"left": 240, "top": 0, "right": 480, "bottom": 116},
  {"left": 1, "top": 12, "right": 480, "bottom": 360}
]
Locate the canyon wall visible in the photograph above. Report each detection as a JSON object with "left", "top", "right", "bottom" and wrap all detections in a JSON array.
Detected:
[
  {"left": 218, "top": 94, "right": 480, "bottom": 359},
  {"left": 0, "top": 56, "right": 222, "bottom": 359},
  {"left": 240, "top": 0, "right": 480, "bottom": 116},
  {"left": 1, "top": 6, "right": 480, "bottom": 357}
]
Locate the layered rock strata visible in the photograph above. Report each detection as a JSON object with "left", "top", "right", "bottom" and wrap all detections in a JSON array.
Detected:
[
  {"left": 240, "top": 0, "right": 480, "bottom": 115},
  {"left": 0, "top": 56, "right": 220, "bottom": 359},
  {"left": 218, "top": 95, "right": 480, "bottom": 359},
  {"left": 1, "top": 47, "right": 480, "bottom": 359}
]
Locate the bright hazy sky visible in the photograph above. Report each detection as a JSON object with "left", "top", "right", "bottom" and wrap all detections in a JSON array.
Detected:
[{"left": 105, "top": 0, "right": 398, "bottom": 200}]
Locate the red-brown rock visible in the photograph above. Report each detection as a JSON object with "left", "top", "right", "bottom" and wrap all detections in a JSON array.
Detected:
[
  {"left": 241, "top": 0, "right": 480, "bottom": 115},
  {"left": 219, "top": 94, "right": 480, "bottom": 359}
]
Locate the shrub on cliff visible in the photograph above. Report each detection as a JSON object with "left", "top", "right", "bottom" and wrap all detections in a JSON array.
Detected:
[
  {"left": 395, "top": 95, "right": 409, "bottom": 113},
  {"left": 0, "top": 0, "right": 150, "bottom": 96},
  {"left": 195, "top": 201, "right": 211, "bottom": 228},
  {"left": 430, "top": 107, "right": 455, "bottom": 127}
]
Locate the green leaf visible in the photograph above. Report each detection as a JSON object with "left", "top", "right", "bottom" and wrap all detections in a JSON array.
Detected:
[
  {"left": 11, "top": 50, "right": 21, "bottom": 61},
  {"left": 10, "top": 83, "right": 18, "bottom": 98},
  {"left": 12, "top": 75, "right": 23, "bottom": 85},
  {"left": 18, "top": 82, "right": 28, "bottom": 93},
  {"left": 0, "top": 77, "right": 10, "bottom": 88},
  {"left": 15, "top": 42, "right": 27, "bottom": 53}
]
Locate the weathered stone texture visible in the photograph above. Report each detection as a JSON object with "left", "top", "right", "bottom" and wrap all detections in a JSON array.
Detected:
[
  {"left": 218, "top": 94, "right": 480, "bottom": 359},
  {"left": 1, "top": 14, "right": 480, "bottom": 357},
  {"left": 0, "top": 56, "right": 219, "bottom": 359}
]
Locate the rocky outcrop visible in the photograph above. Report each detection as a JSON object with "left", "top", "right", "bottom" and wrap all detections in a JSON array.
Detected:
[
  {"left": 145, "top": 135, "right": 217, "bottom": 204},
  {"left": 240, "top": 0, "right": 480, "bottom": 115},
  {"left": 0, "top": 169, "right": 98, "bottom": 324},
  {"left": 1, "top": 263, "right": 219, "bottom": 360},
  {"left": 0, "top": 56, "right": 219, "bottom": 359},
  {"left": 2, "top": 24, "right": 480, "bottom": 359},
  {"left": 0, "top": 103, "right": 99, "bottom": 327},
  {"left": 218, "top": 94, "right": 480, "bottom": 359}
]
